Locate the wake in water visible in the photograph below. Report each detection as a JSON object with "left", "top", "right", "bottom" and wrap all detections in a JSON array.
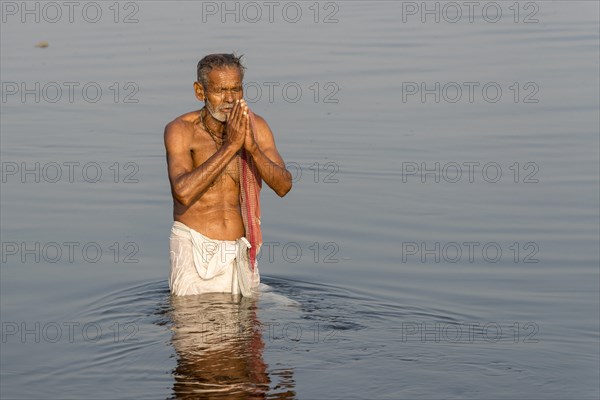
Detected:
[{"left": 16, "top": 277, "right": 484, "bottom": 399}]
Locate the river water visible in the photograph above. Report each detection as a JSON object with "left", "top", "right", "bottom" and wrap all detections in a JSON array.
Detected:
[{"left": 1, "top": 1, "right": 599, "bottom": 398}]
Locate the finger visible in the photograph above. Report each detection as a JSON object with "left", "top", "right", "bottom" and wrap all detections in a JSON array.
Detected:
[
  {"left": 236, "top": 100, "right": 244, "bottom": 123},
  {"left": 243, "top": 106, "right": 249, "bottom": 128},
  {"left": 244, "top": 103, "right": 253, "bottom": 130},
  {"left": 230, "top": 99, "right": 240, "bottom": 125},
  {"left": 243, "top": 100, "right": 251, "bottom": 120},
  {"left": 245, "top": 105, "right": 253, "bottom": 136},
  {"left": 234, "top": 99, "right": 244, "bottom": 128},
  {"left": 233, "top": 100, "right": 245, "bottom": 141},
  {"left": 243, "top": 107, "right": 250, "bottom": 140}
]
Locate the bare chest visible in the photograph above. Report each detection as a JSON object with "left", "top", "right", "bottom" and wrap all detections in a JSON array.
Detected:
[{"left": 190, "top": 127, "right": 240, "bottom": 187}]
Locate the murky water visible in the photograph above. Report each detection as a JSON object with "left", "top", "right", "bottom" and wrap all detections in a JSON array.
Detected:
[{"left": 1, "top": 1, "right": 599, "bottom": 399}]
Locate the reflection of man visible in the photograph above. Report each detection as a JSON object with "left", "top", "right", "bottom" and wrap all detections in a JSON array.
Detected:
[
  {"left": 164, "top": 54, "right": 292, "bottom": 296},
  {"left": 169, "top": 294, "right": 296, "bottom": 398},
  {"left": 169, "top": 294, "right": 267, "bottom": 398}
]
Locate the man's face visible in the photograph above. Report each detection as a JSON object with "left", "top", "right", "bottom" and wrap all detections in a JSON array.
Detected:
[{"left": 202, "top": 66, "right": 243, "bottom": 122}]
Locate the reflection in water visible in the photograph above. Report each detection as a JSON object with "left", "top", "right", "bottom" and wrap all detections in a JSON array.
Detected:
[{"left": 169, "top": 293, "right": 296, "bottom": 399}]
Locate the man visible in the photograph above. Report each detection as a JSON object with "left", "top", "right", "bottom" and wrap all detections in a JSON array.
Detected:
[{"left": 164, "top": 54, "right": 292, "bottom": 296}]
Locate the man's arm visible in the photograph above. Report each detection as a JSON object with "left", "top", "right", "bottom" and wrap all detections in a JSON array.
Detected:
[
  {"left": 244, "top": 114, "right": 292, "bottom": 197},
  {"left": 165, "top": 101, "right": 248, "bottom": 207}
]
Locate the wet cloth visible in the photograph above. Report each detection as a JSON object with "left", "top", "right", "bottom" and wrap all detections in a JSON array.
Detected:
[{"left": 169, "top": 221, "right": 260, "bottom": 297}]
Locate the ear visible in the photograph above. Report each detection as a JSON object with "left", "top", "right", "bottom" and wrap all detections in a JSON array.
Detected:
[{"left": 193, "top": 81, "right": 205, "bottom": 102}]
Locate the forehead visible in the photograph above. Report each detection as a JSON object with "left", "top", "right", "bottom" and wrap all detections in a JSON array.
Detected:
[{"left": 206, "top": 67, "right": 242, "bottom": 87}]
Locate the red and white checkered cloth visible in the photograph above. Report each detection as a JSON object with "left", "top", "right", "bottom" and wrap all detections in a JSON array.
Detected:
[{"left": 239, "top": 111, "right": 262, "bottom": 271}]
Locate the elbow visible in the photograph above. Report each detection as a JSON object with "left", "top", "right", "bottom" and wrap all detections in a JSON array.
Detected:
[
  {"left": 177, "top": 195, "right": 192, "bottom": 207},
  {"left": 171, "top": 173, "right": 200, "bottom": 207},
  {"left": 173, "top": 185, "right": 193, "bottom": 207},
  {"left": 175, "top": 193, "right": 191, "bottom": 207},
  {"left": 276, "top": 179, "right": 292, "bottom": 197}
]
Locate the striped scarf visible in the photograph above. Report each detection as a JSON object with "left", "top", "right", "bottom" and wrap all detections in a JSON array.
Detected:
[{"left": 239, "top": 111, "right": 262, "bottom": 271}]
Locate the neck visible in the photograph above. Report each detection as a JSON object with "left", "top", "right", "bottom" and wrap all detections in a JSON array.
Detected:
[{"left": 202, "top": 107, "right": 225, "bottom": 136}]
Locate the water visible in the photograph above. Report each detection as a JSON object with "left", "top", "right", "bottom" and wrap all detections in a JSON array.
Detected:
[{"left": 1, "top": 1, "right": 599, "bottom": 398}]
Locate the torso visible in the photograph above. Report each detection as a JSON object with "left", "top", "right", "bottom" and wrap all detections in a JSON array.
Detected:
[{"left": 172, "top": 110, "right": 245, "bottom": 241}]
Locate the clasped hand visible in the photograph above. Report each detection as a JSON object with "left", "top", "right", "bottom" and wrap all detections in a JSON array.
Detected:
[{"left": 225, "top": 99, "right": 257, "bottom": 153}]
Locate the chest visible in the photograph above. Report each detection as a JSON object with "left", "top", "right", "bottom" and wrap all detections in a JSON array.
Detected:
[{"left": 190, "top": 128, "right": 240, "bottom": 183}]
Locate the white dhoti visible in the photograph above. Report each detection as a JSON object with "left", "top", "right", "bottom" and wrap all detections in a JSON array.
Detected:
[{"left": 169, "top": 221, "right": 260, "bottom": 297}]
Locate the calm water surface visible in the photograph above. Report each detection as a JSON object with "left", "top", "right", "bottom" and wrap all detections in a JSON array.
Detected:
[{"left": 1, "top": 1, "right": 599, "bottom": 399}]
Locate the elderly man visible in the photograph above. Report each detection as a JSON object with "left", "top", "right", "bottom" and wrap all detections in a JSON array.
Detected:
[{"left": 164, "top": 54, "right": 292, "bottom": 296}]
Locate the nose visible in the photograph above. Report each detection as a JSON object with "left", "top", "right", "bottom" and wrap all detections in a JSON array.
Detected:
[{"left": 224, "top": 91, "right": 234, "bottom": 103}]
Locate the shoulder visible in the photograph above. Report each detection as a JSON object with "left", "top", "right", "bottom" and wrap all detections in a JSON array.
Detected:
[
  {"left": 251, "top": 113, "right": 273, "bottom": 136},
  {"left": 164, "top": 111, "right": 198, "bottom": 143},
  {"left": 251, "top": 112, "right": 267, "bottom": 127}
]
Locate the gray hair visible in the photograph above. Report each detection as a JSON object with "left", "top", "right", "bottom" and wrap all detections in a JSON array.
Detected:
[{"left": 197, "top": 53, "right": 246, "bottom": 87}]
